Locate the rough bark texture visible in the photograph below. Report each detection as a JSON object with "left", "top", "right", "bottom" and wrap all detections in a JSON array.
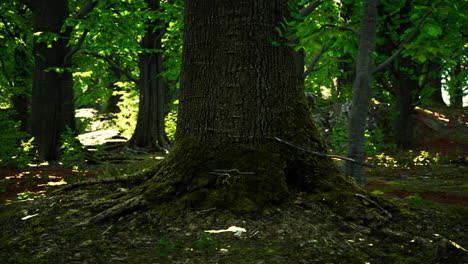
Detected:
[
  {"left": 144, "top": 0, "right": 358, "bottom": 214},
  {"left": 129, "top": 0, "right": 170, "bottom": 151},
  {"left": 30, "top": 0, "right": 75, "bottom": 161},
  {"left": 344, "top": 0, "right": 377, "bottom": 185}
]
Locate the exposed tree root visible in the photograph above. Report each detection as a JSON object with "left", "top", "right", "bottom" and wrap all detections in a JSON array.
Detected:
[
  {"left": 75, "top": 191, "right": 146, "bottom": 227},
  {"left": 56, "top": 165, "right": 160, "bottom": 193}
]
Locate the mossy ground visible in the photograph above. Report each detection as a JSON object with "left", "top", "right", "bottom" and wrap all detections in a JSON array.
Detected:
[{"left": 1, "top": 155, "right": 466, "bottom": 263}]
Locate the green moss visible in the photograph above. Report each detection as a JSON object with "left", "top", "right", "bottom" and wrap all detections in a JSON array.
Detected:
[{"left": 143, "top": 137, "right": 290, "bottom": 215}]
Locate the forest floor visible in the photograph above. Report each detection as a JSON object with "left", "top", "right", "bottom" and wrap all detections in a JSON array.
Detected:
[{"left": 0, "top": 106, "right": 466, "bottom": 263}]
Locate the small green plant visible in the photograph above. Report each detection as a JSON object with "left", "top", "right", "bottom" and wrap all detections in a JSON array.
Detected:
[
  {"left": 165, "top": 110, "right": 177, "bottom": 142},
  {"left": 406, "top": 193, "right": 429, "bottom": 207},
  {"left": 0, "top": 114, "right": 35, "bottom": 168},
  {"left": 398, "top": 150, "right": 440, "bottom": 168},
  {"left": 328, "top": 120, "right": 348, "bottom": 154},
  {"left": 194, "top": 232, "right": 218, "bottom": 252},
  {"left": 152, "top": 239, "right": 176, "bottom": 257},
  {"left": 373, "top": 153, "right": 399, "bottom": 167},
  {"left": 60, "top": 126, "right": 87, "bottom": 168},
  {"left": 17, "top": 191, "right": 36, "bottom": 200}
]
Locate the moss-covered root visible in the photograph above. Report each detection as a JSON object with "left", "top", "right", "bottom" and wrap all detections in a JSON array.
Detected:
[
  {"left": 142, "top": 137, "right": 363, "bottom": 216},
  {"left": 143, "top": 138, "right": 290, "bottom": 215}
]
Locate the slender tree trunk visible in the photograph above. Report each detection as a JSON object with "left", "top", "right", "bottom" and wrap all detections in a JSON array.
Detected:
[
  {"left": 344, "top": 0, "right": 377, "bottom": 186},
  {"left": 450, "top": 60, "right": 464, "bottom": 108},
  {"left": 129, "top": 0, "right": 170, "bottom": 151},
  {"left": 11, "top": 43, "right": 31, "bottom": 132},
  {"left": 144, "top": 0, "right": 357, "bottom": 213},
  {"left": 425, "top": 61, "right": 445, "bottom": 105},
  {"left": 29, "top": 0, "right": 75, "bottom": 161}
]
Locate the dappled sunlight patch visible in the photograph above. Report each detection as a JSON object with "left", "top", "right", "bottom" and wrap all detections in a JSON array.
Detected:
[
  {"left": 0, "top": 167, "right": 99, "bottom": 202},
  {"left": 415, "top": 107, "right": 450, "bottom": 123}
]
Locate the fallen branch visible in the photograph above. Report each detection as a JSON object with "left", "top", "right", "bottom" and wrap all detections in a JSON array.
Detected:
[{"left": 274, "top": 137, "right": 376, "bottom": 168}]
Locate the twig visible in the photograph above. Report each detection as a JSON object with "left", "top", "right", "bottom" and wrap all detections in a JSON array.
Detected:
[
  {"left": 320, "top": 23, "right": 360, "bottom": 37},
  {"left": 355, "top": 193, "right": 392, "bottom": 218},
  {"left": 302, "top": 43, "right": 331, "bottom": 79},
  {"left": 212, "top": 169, "right": 254, "bottom": 175},
  {"left": 274, "top": 137, "right": 376, "bottom": 168}
]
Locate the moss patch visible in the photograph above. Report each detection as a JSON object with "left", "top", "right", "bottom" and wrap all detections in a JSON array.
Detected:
[{"left": 143, "top": 138, "right": 290, "bottom": 214}]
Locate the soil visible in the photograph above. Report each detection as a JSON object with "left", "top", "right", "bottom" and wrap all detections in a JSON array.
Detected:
[{"left": 0, "top": 106, "right": 466, "bottom": 263}]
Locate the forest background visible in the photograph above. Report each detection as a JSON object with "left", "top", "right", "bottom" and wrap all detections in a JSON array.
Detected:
[{"left": 0, "top": 0, "right": 467, "bottom": 263}]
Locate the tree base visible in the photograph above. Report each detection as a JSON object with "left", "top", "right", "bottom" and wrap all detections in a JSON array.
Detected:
[{"left": 143, "top": 137, "right": 361, "bottom": 215}]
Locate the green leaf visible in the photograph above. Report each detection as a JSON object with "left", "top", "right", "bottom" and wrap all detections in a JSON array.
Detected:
[
  {"left": 271, "top": 41, "right": 280, "bottom": 47},
  {"left": 275, "top": 27, "right": 283, "bottom": 37},
  {"left": 423, "top": 23, "right": 442, "bottom": 37}
]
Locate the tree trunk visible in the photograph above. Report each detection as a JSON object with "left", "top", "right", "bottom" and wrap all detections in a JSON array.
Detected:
[
  {"left": 11, "top": 38, "right": 31, "bottom": 133},
  {"left": 450, "top": 60, "right": 464, "bottom": 108},
  {"left": 143, "top": 0, "right": 357, "bottom": 214},
  {"left": 30, "top": 0, "right": 75, "bottom": 161},
  {"left": 394, "top": 68, "right": 417, "bottom": 149},
  {"left": 7, "top": 6, "right": 32, "bottom": 133},
  {"left": 425, "top": 61, "right": 445, "bottom": 105},
  {"left": 129, "top": 0, "right": 170, "bottom": 151},
  {"left": 344, "top": 0, "right": 377, "bottom": 186}
]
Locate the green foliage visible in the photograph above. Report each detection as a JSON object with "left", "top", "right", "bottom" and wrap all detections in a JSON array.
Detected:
[
  {"left": 327, "top": 120, "right": 396, "bottom": 156},
  {"left": 60, "top": 126, "right": 87, "bottom": 168},
  {"left": 327, "top": 120, "right": 348, "bottom": 154},
  {"left": 0, "top": 114, "right": 34, "bottom": 168},
  {"left": 194, "top": 232, "right": 218, "bottom": 252},
  {"left": 165, "top": 110, "right": 177, "bottom": 142},
  {"left": 406, "top": 193, "right": 429, "bottom": 207},
  {"left": 16, "top": 191, "right": 36, "bottom": 200},
  {"left": 398, "top": 150, "right": 440, "bottom": 168},
  {"left": 372, "top": 150, "right": 441, "bottom": 168},
  {"left": 365, "top": 127, "right": 397, "bottom": 156},
  {"left": 152, "top": 238, "right": 176, "bottom": 257},
  {"left": 110, "top": 84, "right": 139, "bottom": 138},
  {"left": 373, "top": 153, "right": 399, "bottom": 167}
]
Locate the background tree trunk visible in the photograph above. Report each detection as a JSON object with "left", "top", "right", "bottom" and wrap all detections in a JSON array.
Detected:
[
  {"left": 129, "top": 0, "right": 170, "bottom": 151},
  {"left": 450, "top": 60, "right": 465, "bottom": 108},
  {"left": 344, "top": 0, "right": 377, "bottom": 185},
  {"left": 393, "top": 64, "right": 418, "bottom": 149},
  {"left": 29, "top": 0, "right": 75, "bottom": 161}
]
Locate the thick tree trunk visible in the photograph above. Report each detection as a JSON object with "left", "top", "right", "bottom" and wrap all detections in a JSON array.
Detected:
[
  {"left": 30, "top": 0, "right": 75, "bottom": 161},
  {"left": 144, "top": 0, "right": 357, "bottom": 214},
  {"left": 129, "top": 0, "right": 170, "bottom": 151},
  {"left": 344, "top": 0, "right": 377, "bottom": 186}
]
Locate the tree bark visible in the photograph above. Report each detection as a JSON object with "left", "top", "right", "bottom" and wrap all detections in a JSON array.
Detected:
[
  {"left": 344, "top": 0, "right": 378, "bottom": 186},
  {"left": 393, "top": 58, "right": 419, "bottom": 149},
  {"left": 129, "top": 0, "right": 170, "bottom": 151},
  {"left": 450, "top": 60, "right": 465, "bottom": 108},
  {"left": 30, "top": 0, "right": 75, "bottom": 161},
  {"left": 144, "top": 0, "right": 357, "bottom": 213}
]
